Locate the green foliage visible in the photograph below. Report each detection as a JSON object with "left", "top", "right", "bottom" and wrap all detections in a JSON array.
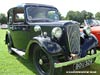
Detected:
[
  {"left": 65, "top": 11, "right": 75, "bottom": 20},
  {"left": 65, "top": 10, "right": 94, "bottom": 24},
  {"left": 95, "top": 12, "right": 100, "bottom": 20},
  {"left": 86, "top": 12, "right": 93, "bottom": 19},
  {"left": 59, "top": 12, "right": 65, "bottom": 20},
  {"left": 0, "top": 13, "right": 7, "bottom": 24},
  {"left": 61, "top": 16, "right": 65, "bottom": 20}
]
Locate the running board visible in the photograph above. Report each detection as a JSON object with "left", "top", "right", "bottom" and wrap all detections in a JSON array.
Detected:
[
  {"left": 11, "top": 48, "right": 25, "bottom": 57},
  {"left": 54, "top": 52, "right": 100, "bottom": 68}
]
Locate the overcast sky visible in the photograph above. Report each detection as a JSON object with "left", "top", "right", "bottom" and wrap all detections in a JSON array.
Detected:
[{"left": 0, "top": 0, "right": 100, "bottom": 16}]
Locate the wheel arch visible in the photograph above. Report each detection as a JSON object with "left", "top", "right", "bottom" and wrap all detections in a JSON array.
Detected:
[
  {"left": 24, "top": 39, "right": 43, "bottom": 60},
  {"left": 5, "top": 31, "right": 14, "bottom": 47},
  {"left": 25, "top": 38, "right": 62, "bottom": 75},
  {"left": 24, "top": 36, "right": 62, "bottom": 59},
  {"left": 27, "top": 42, "right": 39, "bottom": 60}
]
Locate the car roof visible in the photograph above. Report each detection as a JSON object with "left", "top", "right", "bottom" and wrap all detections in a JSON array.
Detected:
[
  {"left": 8, "top": 3, "right": 56, "bottom": 11},
  {"left": 18, "top": 3, "right": 55, "bottom": 7},
  {"left": 7, "top": 3, "right": 57, "bottom": 14}
]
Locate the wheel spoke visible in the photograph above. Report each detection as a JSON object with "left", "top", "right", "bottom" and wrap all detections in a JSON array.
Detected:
[
  {"left": 34, "top": 48, "right": 51, "bottom": 74},
  {"left": 39, "top": 52, "right": 50, "bottom": 73}
]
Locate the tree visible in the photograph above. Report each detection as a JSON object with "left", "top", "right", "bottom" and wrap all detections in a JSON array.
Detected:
[
  {"left": 66, "top": 11, "right": 82, "bottom": 23},
  {"left": 65, "top": 11, "right": 75, "bottom": 20},
  {"left": 61, "top": 16, "right": 65, "bottom": 20},
  {"left": 74, "top": 11, "right": 82, "bottom": 23},
  {"left": 59, "top": 12, "right": 65, "bottom": 20},
  {"left": 86, "top": 12, "right": 93, "bottom": 19},
  {"left": 81, "top": 10, "right": 87, "bottom": 20},
  {"left": 0, "top": 13, "right": 7, "bottom": 24},
  {"left": 65, "top": 10, "right": 94, "bottom": 24},
  {"left": 95, "top": 12, "right": 100, "bottom": 20}
]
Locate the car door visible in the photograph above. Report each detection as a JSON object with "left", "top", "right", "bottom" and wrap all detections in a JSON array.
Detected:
[
  {"left": 91, "top": 26, "right": 100, "bottom": 47},
  {"left": 8, "top": 8, "right": 31, "bottom": 50}
]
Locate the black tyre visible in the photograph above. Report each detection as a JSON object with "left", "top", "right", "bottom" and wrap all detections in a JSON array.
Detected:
[
  {"left": 32, "top": 45, "right": 61, "bottom": 75},
  {"left": 7, "top": 38, "right": 14, "bottom": 54},
  {"left": 87, "top": 48, "right": 96, "bottom": 63}
]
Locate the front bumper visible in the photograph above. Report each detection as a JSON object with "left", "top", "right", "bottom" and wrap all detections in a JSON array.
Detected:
[{"left": 54, "top": 52, "right": 100, "bottom": 68}]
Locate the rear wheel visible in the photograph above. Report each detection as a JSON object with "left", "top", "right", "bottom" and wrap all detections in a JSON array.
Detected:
[
  {"left": 7, "top": 38, "right": 14, "bottom": 54},
  {"left": 32, "top": 45, "right": 61, "bottom": 75}
]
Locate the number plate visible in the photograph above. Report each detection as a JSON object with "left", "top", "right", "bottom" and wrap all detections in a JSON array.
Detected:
[{"left": 74, "top": 59, "right": 93, "bottom": 70}]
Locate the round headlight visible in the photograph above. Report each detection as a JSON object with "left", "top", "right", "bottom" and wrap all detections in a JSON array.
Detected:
[
  {"left": 52, "top": 27, "right": 62, "bottom": 39},
  {"left": 83, "top": 26, "right": 91, "bottom": 36},
  {"left": 34, "top": 25, "right": 41, "bottom": 32}
]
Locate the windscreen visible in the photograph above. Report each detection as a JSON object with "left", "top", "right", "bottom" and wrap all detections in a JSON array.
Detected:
[{"left": 26, "top": 6, "right": 60, "bottom": 22}]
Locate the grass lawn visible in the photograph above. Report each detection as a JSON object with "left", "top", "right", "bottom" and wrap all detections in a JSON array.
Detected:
[
  {"left": 0, "top": 29, "right": 100, "bottom": 75},
  {"left": 0, "top": 29, "right": 36, "bottom": 75}
]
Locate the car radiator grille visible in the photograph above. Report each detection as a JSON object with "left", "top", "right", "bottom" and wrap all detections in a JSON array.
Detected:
[{"left": 65, "top": 24, "right": 80, "bottom": 54}]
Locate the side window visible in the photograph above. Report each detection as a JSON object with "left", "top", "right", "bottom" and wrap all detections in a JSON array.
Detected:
[
  {"left": 14, "top": 13, "right": 24, "bottom": 23},
  {"left": 9, "top": 16, "right": 13, "bottom": 24},
  {"left": 13, "top": 8, "right": 24, "bottom": 24},
  {"left": 8, "top": 9, "right": 13, "bottom": 25}
]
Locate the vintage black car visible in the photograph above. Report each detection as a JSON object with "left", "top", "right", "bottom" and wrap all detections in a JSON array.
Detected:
[{"left": 5, "top": 3, "right": 99, "bottom": 75}]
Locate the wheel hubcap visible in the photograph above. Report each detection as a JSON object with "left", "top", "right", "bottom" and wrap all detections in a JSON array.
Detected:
[
  {"left": 39, "top": 59, "right": 43, "bottom": 65},
  {"left": 35, "top": 49, "right": 50, "bottom": 74},
  {"left": 91, "top": 49, "right": 94, "bottom": 55}
]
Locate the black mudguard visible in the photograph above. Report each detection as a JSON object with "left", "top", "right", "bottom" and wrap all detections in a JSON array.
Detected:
[
  {"left": 33, "top": 36, "right": 62, "bottom": 54},
  {"left": 80, "top": 34, "right": 98, "bottom": 57},
  {"left": 25, "top": 36, "right": 62, "bottom": 59}
]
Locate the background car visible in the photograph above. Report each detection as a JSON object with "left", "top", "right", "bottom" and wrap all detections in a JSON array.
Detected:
[
  {"left": 0, "top": 24, "right": 8, "bottom": 29},
  {"left": 84, "top": 19, "right": 100, "bottom": 48}
]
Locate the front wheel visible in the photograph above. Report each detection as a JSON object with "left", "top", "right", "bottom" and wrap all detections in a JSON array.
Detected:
[
  {"left": 32, "top": 45, "right": 55, "bottom": 75},
  {"left": 87, "top": 48, "right": 96, "bottom": 63}
]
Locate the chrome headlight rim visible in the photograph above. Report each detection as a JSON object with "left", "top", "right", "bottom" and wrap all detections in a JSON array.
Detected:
[{"left": 52, "top": 27, "right": 62, "bottom": 39}]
